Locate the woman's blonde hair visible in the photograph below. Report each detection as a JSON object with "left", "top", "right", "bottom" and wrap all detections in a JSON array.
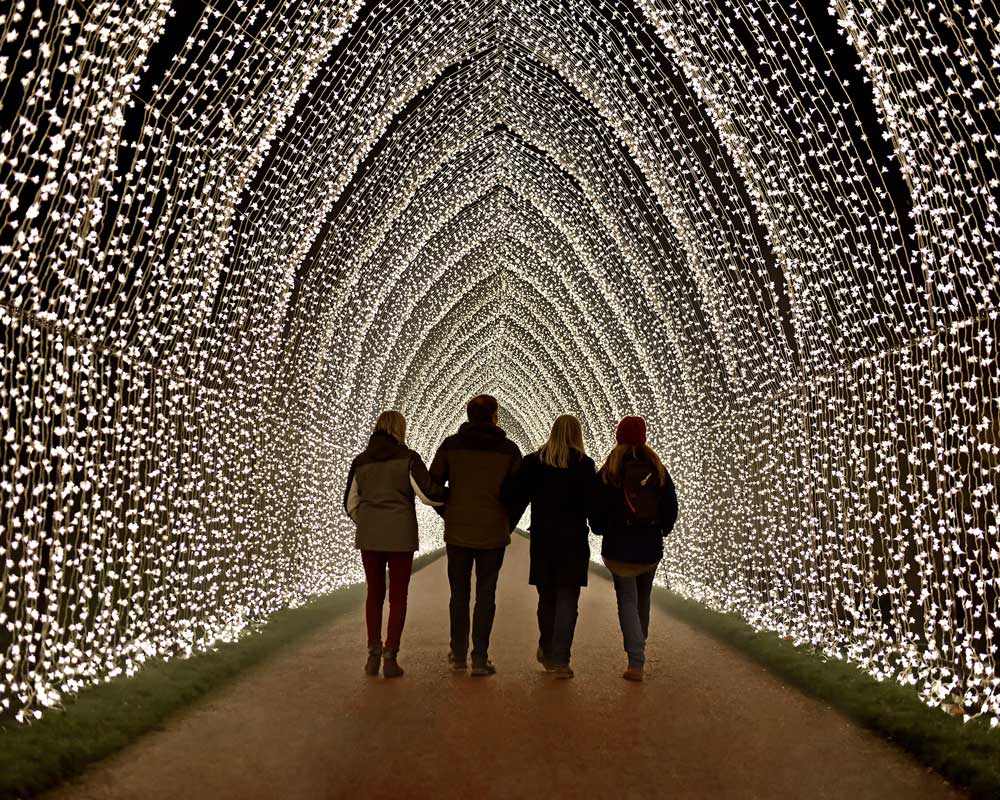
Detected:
[
  {"left": 538, "top": 415, "right": 585, "bottom": 468},
  {"left": 600, "top": 443, "right": 667, "bottom": 486},
  {"left": 374, "top": 410, "right": 406, "bottom": 444}
]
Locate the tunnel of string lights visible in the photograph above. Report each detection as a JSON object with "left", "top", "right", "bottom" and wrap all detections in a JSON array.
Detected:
[{"left": 0, "top": 0, "right": 998, "bottom": 724}]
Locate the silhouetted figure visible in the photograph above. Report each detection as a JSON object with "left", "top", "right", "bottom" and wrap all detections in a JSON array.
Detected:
[
  {"left": 511, "top": 415, "right": 597, "bottom": 679},
  {"left": 344, "top": 410, "right": 445, "bottom": 678},
  {"left": 430, "top": 395, "right": 522, "bottom": 676},
  {"left": 591, "top": 416, "right": 678, "bottom": 681}
]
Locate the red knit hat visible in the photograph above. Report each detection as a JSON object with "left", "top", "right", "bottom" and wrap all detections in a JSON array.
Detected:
[{"left": 615, "top": 416, "right": 647, "bottom": 447}]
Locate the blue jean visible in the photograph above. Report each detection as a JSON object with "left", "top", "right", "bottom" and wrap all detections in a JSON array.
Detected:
[
  {"left": 612, "top": 570, "right": 655, "bottom": 668},
  {"left": 447, "top": 544, "right": 506, "bottom": 663},
  {"left": 536, "top": 585, "right": 581, "bottom": 666}
]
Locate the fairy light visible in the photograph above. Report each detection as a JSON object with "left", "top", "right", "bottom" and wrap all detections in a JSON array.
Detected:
[{"left": 0, "top": 0, "right": 997, "bottom": 726}]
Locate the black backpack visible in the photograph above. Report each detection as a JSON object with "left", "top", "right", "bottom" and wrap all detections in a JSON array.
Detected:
[{"left": 621, "top": 459, "right": 660, "bottom": 526}]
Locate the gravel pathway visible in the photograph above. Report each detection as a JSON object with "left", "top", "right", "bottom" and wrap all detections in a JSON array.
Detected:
[{"left": 48, "top": 536, "right": 963, "bottom": 799}]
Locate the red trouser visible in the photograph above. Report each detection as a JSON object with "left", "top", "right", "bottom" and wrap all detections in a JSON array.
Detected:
[{"left": 360, "top": 550, "right": 414, "bottom": 651}]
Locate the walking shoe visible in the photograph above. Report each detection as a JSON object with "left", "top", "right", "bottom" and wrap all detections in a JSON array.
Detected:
[
  {"left": 447, "top": 651, "right": 467, "bottom": 671},
  {"left": 470, "top": 660, "right": 496, "bottom": 676},
  {"left": 623, "top": 666, "right": 644, "bottom": 682},
  {"left": 552, "top": 664, "right": 574, "bottom": 679},
  {"left": 364, "top": 643, "right": 382, "bottom": 676},
  {"left": 536, "top": 646, "right": 556, "bottom": 671},
  {"left": 382, "top": 649, "right": 404, "bottom": 679}
]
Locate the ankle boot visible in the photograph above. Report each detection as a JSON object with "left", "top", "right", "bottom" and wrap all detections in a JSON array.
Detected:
[
  {"left": 382, "top": 648, "right": 404, "bottom": 678},
  {"left": 364, "top": 643, "right": 382, "bottom": 676}
]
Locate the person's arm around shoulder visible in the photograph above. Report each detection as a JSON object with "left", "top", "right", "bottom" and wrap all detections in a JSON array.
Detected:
[
  {"left": 659, "top": 468, "right": 678, "bottom": 536},
  {"left": 344, "top": 459, "right": 361, "bottom": 523},
  {"left": 409, "top": 449, "right": 446, "bottom": 507}
]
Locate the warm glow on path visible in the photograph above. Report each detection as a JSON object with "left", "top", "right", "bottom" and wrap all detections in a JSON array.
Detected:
[{"left": 47, "top": 538, "right": 961, "bottom": 800}]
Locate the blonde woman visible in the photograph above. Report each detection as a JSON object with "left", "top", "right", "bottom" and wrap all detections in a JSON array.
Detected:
[
  {"left": 344, "top": 411, "right": 445, "bottom": 678},
  {"left": 590, "top": 416, "right": 678, "bottom": 682},
  {"left": 510, "top": 415, "right": 597, "bottom": 678}
]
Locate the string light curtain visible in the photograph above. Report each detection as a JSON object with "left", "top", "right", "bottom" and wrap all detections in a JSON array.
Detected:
[{"left": 0, "top": 0, "right": 997, "bottom": 726}]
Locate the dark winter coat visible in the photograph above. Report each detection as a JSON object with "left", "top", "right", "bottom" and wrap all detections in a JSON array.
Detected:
[
  {"left": 511, "top": 449, "right": 597, "bottom": 588},
  {"left": 343, "top": 432, "right": 445, "bottom": 552},
  {"left": 590, "top": 451, "right": 678, "bottom": 565},
  {"left": 429, "top": 422, "right": 522, "bottom": 549}
]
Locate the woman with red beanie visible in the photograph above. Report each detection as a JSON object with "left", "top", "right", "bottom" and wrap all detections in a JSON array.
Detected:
[{"left": 591, "top": 416, "right": 678, "bottom": 681}]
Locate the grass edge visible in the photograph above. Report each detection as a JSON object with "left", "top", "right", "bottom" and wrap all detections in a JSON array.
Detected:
[
  {"left": 0, "top": 547, "right": 445, "bottom": 800},
  {"left": 587, "top": 560, "right": 998, "bottom": 799}
]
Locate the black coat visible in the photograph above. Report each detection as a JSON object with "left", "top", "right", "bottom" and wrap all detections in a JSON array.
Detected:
[
  {"left": 511, "top": 450, "right": 597, "bottom": 588},
  {"left": 590, "top": 452, "right": 678, "bottom": 565}
]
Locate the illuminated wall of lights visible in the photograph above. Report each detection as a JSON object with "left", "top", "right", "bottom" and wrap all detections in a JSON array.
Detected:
[{"left": 0, "top": 0, "right": 996, "bottom": 724}]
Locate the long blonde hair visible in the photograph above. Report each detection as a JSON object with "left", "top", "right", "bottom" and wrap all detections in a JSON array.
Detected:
[
  {"left": 374, "top": 410, "right": 406, "bottom": 444},
  {"left": 538, "top": 415, "right": 585, "bottom": 468},
  {"left": 600, "top": 443, "right": 667, "bottom": 486}
]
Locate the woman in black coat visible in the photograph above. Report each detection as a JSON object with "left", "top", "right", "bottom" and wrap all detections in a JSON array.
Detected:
[{"left": 512, "top": 415, "right": 597, "bottom": 678}]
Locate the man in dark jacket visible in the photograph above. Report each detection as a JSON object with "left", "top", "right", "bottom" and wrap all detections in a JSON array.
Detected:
[{"left": 430, "top": 394, "right": 522, "bottom": 676}]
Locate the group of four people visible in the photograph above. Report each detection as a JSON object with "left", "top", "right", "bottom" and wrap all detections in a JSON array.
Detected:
[{"left": 343, "top": 394, "right": 678, "bottom": 681}]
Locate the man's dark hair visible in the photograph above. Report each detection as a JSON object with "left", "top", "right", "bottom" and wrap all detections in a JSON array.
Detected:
[{"left": 467, "top": 394, "right": 499, "bottom": 425}]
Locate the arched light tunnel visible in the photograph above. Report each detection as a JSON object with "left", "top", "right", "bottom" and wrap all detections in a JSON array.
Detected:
[{"left": 0, "top": 0, "right": 998, "bottom": 730}]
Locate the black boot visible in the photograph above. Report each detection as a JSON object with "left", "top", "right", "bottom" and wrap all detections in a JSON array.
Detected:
[
  {"left": 471, "top": 659, "right": 496, "bottom": 676},
  {"left": 365, "top": 643, "right": 382, "bottom": 676},
  {"left": 382, "top": 648, "right": 404, "bottom": 678}
]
